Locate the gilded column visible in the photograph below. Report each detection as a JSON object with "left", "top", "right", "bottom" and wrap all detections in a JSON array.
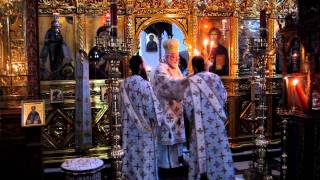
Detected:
[
  {"left": 227, "top": 9, "right": 240, "bottom": 145},
  {"left": 76, "top": 14, "right": 86, "bottom": 53},
  {"left": 126, "top": 0, "right": 134, "bottom": 56},
  {"left": 229, "top": 16, "right": 239, "bottom": 77},
  {"left": 127, "top": 15, "right": 135, "bottom": 55},
  {"left": 188, "top": 8, "right": 198, "bottom": 73}
]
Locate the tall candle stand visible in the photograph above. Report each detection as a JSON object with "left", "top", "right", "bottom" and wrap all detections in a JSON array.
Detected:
[
  {"left": 276, "top": 107, "right": 292, "bottom": 180},
  {"left": 244, "top": 2, "right": 273, "bottom": 178},
  {"left": 92, "top": 0, "right": 131, "bottom": 179},
  {"left": 244, "top": 36, "right": 272, "bottom": 180}
]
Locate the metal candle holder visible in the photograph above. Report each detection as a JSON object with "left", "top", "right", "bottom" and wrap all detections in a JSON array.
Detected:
[
  {"left": 92, "top": 1, "right": 131, "bottom": 178},
  {"left": 276, "top": 107, "right": 294, "bottom": 180},
  {"left": 103, "top": 37, "right": 130, "bottom": 180},
  {"left": 246, "top": 34, "right": 273, "bottom": 179}
]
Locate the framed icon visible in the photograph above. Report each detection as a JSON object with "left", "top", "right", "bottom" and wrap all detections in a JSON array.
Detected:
[
  {"left": 146, "top": 33, "right": 158, "bottom": 52},
  {"left": 50, "top": 88, "right": 64, "bottom": 103},
  {"left": 21, "top": 100, "right": 45, "bottom": 127},
  {"left": 197, "top": 17, "right": 230, "bottom": 76}
]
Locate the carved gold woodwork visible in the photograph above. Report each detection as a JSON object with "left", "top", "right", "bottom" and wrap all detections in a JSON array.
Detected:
[
  {"left": 38, "top": 0, "right": 126, "bottom": 15},
  {"left": 0, "top": 0, "right": 286, "bottom": 156},
  {"left": 0, "top": 0, "right": 28, "bottom": 104},
  {"left": 276, "top": 0, "right": 298, "bottom": 17},
  {"left": 40, "top": 80, "right": 111, "bottom": 161}
]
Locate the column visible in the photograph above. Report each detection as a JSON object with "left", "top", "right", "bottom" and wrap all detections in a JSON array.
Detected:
[{"left": 75, "top": 14, "right": 92, "bottom": 152}]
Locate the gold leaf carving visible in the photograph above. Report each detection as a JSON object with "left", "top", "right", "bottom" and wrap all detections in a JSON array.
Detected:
[{"left": 135, "top": 17, "right": 150, "bottom": 33}]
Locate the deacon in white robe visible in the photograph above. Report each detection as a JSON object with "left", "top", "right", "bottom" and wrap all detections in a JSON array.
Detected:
[
  {"left": 151, "top": 38, "right": 189, "bottom": 169},
  {"left": 120, "top": 55, "right": 162, "bottom": 180},
  {"left": 183, "top": 56, "right": 235, "bottom": 180}
]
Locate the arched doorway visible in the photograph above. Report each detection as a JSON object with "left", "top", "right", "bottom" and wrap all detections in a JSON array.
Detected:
[
  {"left": 138, "top": 21, "right": 188, "bottom": 75},
  {"left": 131, "top": 16, "right": 190, "bottom": 74}
]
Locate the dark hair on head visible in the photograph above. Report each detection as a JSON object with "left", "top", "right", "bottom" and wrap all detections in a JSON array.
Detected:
[
  {"left": 192, "top": 56, "right": 205, "bottom": 74},
  {"left": 129, "top": 55, "right": 143, "bottom": 75},
  {"left": 208, "top": 27, "right": 222, "bottom": 37}
]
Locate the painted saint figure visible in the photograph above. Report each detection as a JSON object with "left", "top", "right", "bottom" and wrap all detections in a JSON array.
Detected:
[
  {"left": 120, "top": 55, "right": 163, "bottom": 180},
  {"left": 203, "top": 28, "right": 229, "bottom": 76},
  {"left": 26, "top": 106, "right": 41, "bottom": 125},
  {"left": 183, "top": 56, "right": 235, "bottom": 180},
  {"left": 146, "top": 34, "right": 158, "bottom": 52}
]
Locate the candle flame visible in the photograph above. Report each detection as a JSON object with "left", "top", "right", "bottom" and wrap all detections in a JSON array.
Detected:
[
  {"left": 210, "top": 41, "right": 215, "bottom": 48},
  {"left": 194, "top": 49, "right": 200, "bottom": 56},
  {"left": 293, "top": 78, "right": 298, "bottom": 86},
  {"left": 203, "top": 39, "right": 209, "bottom": 47}
]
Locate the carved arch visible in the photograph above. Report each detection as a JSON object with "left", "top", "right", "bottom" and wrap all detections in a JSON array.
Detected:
[{"left": 132, "top": 16, "right": 191, "bottom": 53}]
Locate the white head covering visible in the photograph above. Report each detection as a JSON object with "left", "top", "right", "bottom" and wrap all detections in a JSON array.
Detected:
[{"left": 163, "top": 38, "right": 179, "bottom": 54}]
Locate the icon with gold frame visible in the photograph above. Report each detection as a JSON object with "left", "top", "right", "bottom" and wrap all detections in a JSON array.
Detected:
[
  {"left": 50, "top": 88, "right": 64, "bottom": 103},
  {"left": 21, "top": 100, "right": 45, "bottom": 127}
]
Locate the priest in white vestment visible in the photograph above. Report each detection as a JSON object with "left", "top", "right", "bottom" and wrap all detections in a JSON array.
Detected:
[
  {"left": 120, "top": 55, "right": 163, "bottom": 180},
  {"left": 183, "top": 56, "right": 235, "bottom": 180},
  {"left": 151, "top": 38, "right": 189, "bottom": 169}
]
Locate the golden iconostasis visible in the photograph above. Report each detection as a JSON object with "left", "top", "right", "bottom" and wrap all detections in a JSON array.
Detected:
[{"left": 2, "top": 0, "right": 320, "bottom": 155}]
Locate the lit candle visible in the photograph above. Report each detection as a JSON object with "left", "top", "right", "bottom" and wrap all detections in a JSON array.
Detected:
[
  {"left": 203, "top": 39, "right": 209, "bottom": 48},
  {"left": 193, "top": 49, "right": 200, "bottom": 56},
  {"left": 207, "top": 41, "right": 215, "bottom": 59},
  {"left": 292, "top": 78, "right": 298, "bottom": 109},
  {"left": 292, "top": 78, "right": 298, "bottom": 86},
  {"left": 210, "top": 40, "right": 214, "bottom": 48},
  {"left": 284, "top": 76, "right": 288, "bottom": 105}
]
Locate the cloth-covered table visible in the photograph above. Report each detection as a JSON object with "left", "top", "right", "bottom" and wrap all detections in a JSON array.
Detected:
[{"left": 61, "top": 157, "right": 104, "bottom": 180}]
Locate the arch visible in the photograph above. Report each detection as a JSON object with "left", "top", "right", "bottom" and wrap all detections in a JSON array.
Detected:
[
  {"left": 132, "top": 17, "right": 190, "bottom": 53},
  {"left": 135, "top": 17, "right": 188, "bottom": 40}
]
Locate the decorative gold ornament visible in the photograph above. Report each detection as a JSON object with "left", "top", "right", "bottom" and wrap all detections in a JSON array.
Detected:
[
  {"left": 197, "top": 0, "right": 208, "bottom": 11},
  {"left": 164, "top": 0, "right": 173, "bottom": 7}
]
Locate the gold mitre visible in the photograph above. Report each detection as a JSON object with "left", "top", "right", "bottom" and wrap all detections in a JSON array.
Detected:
[{"left": 163, "top": 38, "right": 179, "bottom": 54}]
